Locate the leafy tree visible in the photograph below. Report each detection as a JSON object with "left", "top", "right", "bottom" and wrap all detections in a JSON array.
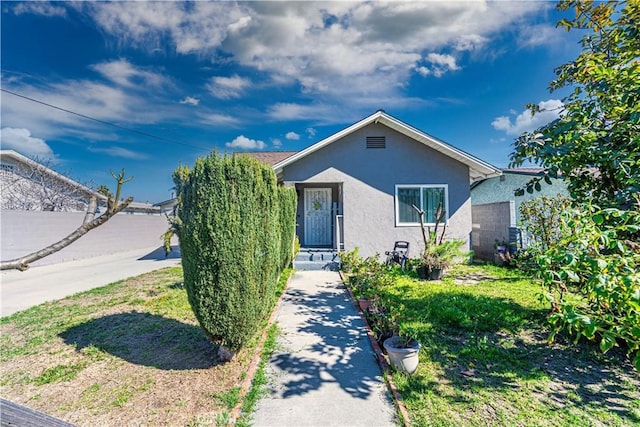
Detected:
[
  {"left": 509, "top": 0, "right": 640, "bottom": 209},
  {"left": 519, "top": 195, "right": 572, "bottom": 251}
]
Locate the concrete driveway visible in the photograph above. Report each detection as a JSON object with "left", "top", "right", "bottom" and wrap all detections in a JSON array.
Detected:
[{"left": 1, "top": 246, "right": 181, "bottom": 317}]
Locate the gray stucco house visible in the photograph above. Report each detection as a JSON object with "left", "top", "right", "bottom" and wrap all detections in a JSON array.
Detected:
[{"left": 249, "top": 110, "right": 501, "bottom": 258}]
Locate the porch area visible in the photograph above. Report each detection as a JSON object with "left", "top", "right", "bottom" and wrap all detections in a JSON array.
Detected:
[{"left": 293, "top": 247, "right": 341, "bottom": 271}]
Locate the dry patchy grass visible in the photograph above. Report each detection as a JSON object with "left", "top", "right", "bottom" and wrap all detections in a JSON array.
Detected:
[{"left": 0, "top": 267, "right": 254, "bottom": 426}]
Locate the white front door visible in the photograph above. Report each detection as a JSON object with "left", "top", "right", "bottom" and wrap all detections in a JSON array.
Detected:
[{"left": 304, "top": 188, "right": 332, "bottom": 246}]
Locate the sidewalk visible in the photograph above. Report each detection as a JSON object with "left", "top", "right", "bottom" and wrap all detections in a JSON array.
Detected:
[
  {"left": 0, "top": 246, "right": 181, "bottom": 317},
  {"left": 252, "top": 270, "right": 397, "bottom": 427}
]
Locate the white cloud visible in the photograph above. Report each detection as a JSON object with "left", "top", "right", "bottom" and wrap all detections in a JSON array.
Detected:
[
  {"left": 492, "top": 99, "right": 564, "bottom": 136},
  {"left": 285, "top": 131, "right": 300, "bottom": 140},
  {"left": 0, "top": 128, "right": 56, "bottom": 161},
  {"left": 267, "top": 103, "right": 342, "bottom": 123},
  {"left": 71, "top": 1, "right": 549, "bottom": 115},
  {"left": 88, "top": 146, "right": 147, "bottom": 159},
  {"left": 91, "top": 59, "right": 170, "bottom": 88},
  {"left": 225, "top": 135, "right": 265, "bottom": 150},
  {"left": 197, "top": 112, "right": 241, "bottom": 127},
  {"left": 415, "top": 66, "right": 431, "bottom": 77},
  {"left": 518, "top": 24, "right": 565, "bottom": 48},
  {"left": 180, "top": 96, "right": 200, "bottom": 106},
  {"left": 416, "top": 53, "right": 460, "bottom": 78},
  {"left": 12, "top": 2, "right": 66, "bottom": 17},
  {"left": 206, "top": 75, "right": 251, "bottom": 99},
  {"left": 271, "top": 138, "right": 282, "bottom": 148},
  {"left": 1, "top": 60, "right": 189, "bottom": 144},
  {"left": 306, "top": 128, "right": 317, "bottom": 139}
]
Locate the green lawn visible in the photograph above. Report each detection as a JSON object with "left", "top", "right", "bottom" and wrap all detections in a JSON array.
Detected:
[
  {"left": 0, "top": 267, "right": 292, "bottom": 426},
  {"left": 377, "top": 264, "right": 640, "bottom": 427}
]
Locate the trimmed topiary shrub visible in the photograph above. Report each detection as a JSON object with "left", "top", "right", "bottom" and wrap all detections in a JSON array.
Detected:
[
  {"left": 278, "top": 186, "right": 297, "bottom": 270},
  {"left": 174, "top": 153, "right": 296, "bottom": 354}
]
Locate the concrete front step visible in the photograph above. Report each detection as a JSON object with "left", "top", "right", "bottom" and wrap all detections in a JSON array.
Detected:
[{"left": 294, "top": 248, "right": 340, "bottom": 271}]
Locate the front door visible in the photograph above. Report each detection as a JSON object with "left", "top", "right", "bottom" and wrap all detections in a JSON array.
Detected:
[{"left": 304, "top": 188, "right": 332, "bottom": 246}]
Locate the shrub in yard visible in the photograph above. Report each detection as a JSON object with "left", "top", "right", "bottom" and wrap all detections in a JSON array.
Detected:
[
  {"left": 174, "top": 153, "right": 296, "bottom": 354},
  {"left": 534, "top": 203, "right": 640, "bottom": 369},
  {"left": 278, "top": 186, "right": 297, "bottom": 270},
  {"left": 519, "top": 195, "right": 572, "bottom": 252}
]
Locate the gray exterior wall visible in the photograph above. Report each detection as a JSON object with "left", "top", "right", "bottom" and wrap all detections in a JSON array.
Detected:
[
  {"left": 1, "top": 210, "right": 174, "bottom": 267},
  {"left": 281, "top": 122, "right": 472, "bottom": 258},
  {"left": 471, "top": 201, "right": 514, "bottom": 261},
  {"left": 471, "top": 173, "right": 568, "bottom": 226}
]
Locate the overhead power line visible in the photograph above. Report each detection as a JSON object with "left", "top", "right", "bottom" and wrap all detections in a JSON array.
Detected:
[{"left": 1, "top": 88, "right": 211, "bottom": 151}]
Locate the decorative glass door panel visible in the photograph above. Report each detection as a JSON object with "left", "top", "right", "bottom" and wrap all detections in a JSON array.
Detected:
[{"left": 304, "top": 188, "right": 332, "bottom": 246}]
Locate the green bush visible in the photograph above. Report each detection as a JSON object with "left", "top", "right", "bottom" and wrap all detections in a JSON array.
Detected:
[
  {"left": 174, "top": 153, "right": 296, "bottom": 352},
  {"left": 534, "top": 204, "right": 640, "bottom": 370},
  {"left": 278, "top": 186, "right": 297, "bottom": 270}
]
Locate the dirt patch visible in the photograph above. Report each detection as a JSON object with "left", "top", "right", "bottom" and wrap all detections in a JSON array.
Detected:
[
  {"left": 453, "top": 273, "right": 501, "bottom": 285},
  {"left": 0, "top": 268, "right": 253, "bottom": 426}
]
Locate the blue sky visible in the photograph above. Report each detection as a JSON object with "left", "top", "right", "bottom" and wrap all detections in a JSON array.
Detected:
[{"left": 1, "top": 1, "right": 580, "bottom": 203}]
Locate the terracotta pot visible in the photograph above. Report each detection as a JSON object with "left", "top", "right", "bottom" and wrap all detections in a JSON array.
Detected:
[{"left": 358, "top": 298, "right": 371, "bottom": 311}]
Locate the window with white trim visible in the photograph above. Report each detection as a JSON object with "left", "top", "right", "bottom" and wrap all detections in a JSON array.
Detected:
[{"left": 395, "top": 184, "right": 448, "bottom": 226}]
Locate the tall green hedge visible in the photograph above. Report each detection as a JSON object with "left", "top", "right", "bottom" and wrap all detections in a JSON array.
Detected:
[
  {"left": 278, "top": 186, "right": 298, "bottom": 270},
  {"left": 174, "top": 153, "right": 297, "bottom": 352}
]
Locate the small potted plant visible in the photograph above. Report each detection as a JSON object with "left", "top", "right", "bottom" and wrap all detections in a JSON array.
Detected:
[
  {"left": 412, "top": 202, "right": 469, "bottom": 280},
  {"left": 493, "top": 239, "right": 511, "bottom": 265},
  {"left": 382, "top": 314, "right": 421, "bottom": 375}
]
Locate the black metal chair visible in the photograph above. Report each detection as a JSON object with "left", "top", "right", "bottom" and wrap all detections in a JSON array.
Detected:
[{"left": 385, "top": 241, "right": 409, "bottom": 269}]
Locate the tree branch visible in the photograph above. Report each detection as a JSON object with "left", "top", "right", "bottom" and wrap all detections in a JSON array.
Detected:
[{"left": 1, "top": 197, "right": 133, "bottom": 271}]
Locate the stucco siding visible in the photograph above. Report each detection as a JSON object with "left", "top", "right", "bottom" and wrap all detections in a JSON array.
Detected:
[
  {"left": 282, "top": 123, "right": 472, "bottom": 258},
  {"left": 471, "top": 174, "right": 569, "bottom": 225}
]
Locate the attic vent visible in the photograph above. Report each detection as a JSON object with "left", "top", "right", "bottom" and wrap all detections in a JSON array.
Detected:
[{"left": 366, "top": 136, "right": 386, "bottom": 149}]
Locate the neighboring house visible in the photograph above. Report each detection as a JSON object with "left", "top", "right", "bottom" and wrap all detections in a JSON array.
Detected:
[
  {"left": 154, "top": 197, "right": 179, "bottom": 216},
  {"left": 0, "top": 150, "right": 99, "bottom": 212},
  {"left": 246, "top": 110, "right": 501, "bottom": 258},
  {"left": 470, "top": 168, "right": 569, "bottom": 260},
  {"left": 1, "top": 150, "right": 161, "bottom": 215}
]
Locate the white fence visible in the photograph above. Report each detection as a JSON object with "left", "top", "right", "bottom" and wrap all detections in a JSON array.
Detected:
[{"left": 1, "top": 210, "right": 174, "bottom": 267}]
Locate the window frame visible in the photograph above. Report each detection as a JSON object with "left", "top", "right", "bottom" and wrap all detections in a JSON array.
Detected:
[{"left": 394, "top": 184, "right": 449, "bottom": 227}]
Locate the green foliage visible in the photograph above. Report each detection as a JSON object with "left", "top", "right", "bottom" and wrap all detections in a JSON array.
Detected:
[
  {"left": 420, "top": 238, "right": 469, "bottom": 270},
  {"left": 175, "top": 153, "right": 296, "bottom": 352},
  {"left": 533, "top": 203, "right": 640, "bottom": 369},
  {"left": 277, "top": 186, "right": 297, "bottom": 270},
  {"left": 519, "top": 195, "right": 573, "bottom": 251},
  {"left": 96, "top": 184, "right": 111, "bottom": 197},
  {"left": 338, "top": 247, "right": 363, "bottom": 274},
  {"left": 509, "top": 0, "right": 640, "bottom": 208},
  {"left": 32, "top": 363, "right": 86, "bottom": 385}
]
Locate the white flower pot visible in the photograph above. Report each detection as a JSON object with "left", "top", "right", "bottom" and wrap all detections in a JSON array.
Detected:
[{"left": 383, "top": 336, "right": 421, "bottom": 375}]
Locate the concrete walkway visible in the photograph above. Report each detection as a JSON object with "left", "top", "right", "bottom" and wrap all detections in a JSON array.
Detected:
[
  {"left": 252, "top": 270, "right": 397, "bottom": 427},
  {"left": 1, "top": 246, "right": 181, "bottom": 317}
]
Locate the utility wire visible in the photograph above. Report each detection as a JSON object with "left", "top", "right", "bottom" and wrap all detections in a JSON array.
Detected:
[{"left": 1, "top": 88, "right": 211, "bottom": 151}]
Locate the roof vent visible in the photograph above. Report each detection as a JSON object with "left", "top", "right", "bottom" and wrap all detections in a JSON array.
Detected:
[{"left": 366, "top": 136, "right": 386, "bottom": 149}]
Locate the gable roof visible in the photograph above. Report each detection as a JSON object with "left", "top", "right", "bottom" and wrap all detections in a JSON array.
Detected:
[
  {"left": 272, "top": 110, "right": 502, "bottom": 182},
  {"left": 241, "top": 151, "right": 298, "bottom": 166},
  {"left": 500, "top": 167, "right": 545, "bottom": 176},
  {"left": 0, "top": 150, "right": 101, "bottom": 199}
]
